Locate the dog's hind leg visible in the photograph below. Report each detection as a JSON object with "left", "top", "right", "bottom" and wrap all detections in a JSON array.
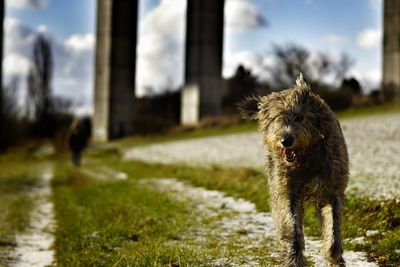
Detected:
[{"left": 319, "top": 195, "right": 346, "bottom": 267}]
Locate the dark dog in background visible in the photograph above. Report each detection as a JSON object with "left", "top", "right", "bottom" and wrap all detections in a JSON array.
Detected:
[{"left": 68, "top": 117, "right": 92, "bottom": 167}]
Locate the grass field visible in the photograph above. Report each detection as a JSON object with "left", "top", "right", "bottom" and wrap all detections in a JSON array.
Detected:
[
  {"left": 50, "top": 149, "right": 400, "bottom": 266},
  {"left": 74, "top": 153, "right": 400, "bottom": 266},
  {"left": 0, "top": 146, "right": 399, "bottom": 266},
  {"left": 0, "top": 153, "right": 41, "bottom": 264},
  {"left": 0, "top": 102, "right": 399, "bottom": 266}
]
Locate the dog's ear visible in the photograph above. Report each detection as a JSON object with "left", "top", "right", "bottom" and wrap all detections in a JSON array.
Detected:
[
  {"left": 295, "top": 73, "right": 311, "bottom": 92},
  {"left": 237, "top": 95, "right": 261, "bottom": 120}
]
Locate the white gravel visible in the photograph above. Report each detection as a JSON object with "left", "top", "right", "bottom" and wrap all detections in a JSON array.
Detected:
[
  {"left": 12, "top": 165, "right": 56, "bottom": 267},
  {"left": 342, "top": 114, "right": 400, "bottom": 200},
  {"left": 124, "top": 132, "right": 264, "bottom": 169},
  {"left": 124, "top": 113, "right": 400, "bottom": 200},
  {"left": 141, "top": 178, "right": 377, "bottom": 267},
  {"left": 80, "top": 166, "right": 128, "bottom": 181}
]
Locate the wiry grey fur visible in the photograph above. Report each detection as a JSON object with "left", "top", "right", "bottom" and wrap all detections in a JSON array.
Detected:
[{"left": 239, "top": 74, "right": 349, "bottom": 266}]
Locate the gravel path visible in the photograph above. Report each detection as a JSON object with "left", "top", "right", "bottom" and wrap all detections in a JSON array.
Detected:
[
  {"left": 140, "top": 178, "right": 377, "bottom": 267},
  {"left": 12, "top": 164, "right": 56, "bottom": 267},
  {"left": 124, "top": 113, "right": 400, "bottom": 200}
]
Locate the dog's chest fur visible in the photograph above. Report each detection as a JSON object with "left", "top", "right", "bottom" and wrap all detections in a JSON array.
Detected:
[{"left": 266, "top": 140, "right": 339, "bottom": 201}]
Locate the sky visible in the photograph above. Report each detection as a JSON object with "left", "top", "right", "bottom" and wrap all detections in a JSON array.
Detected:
[{"left": 3, "top": 0, "right": 383, "bottom": 115}]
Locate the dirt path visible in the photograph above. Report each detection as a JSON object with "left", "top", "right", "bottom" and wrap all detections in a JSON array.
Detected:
[
  {"left": 12, "top": 164, "right": 56, "bottom": 267},
  {"left": 141, "top": 178, "right": 377, "bottom": 267},
  {"left": 124, "top": 113, "right": 400, "bottom": 200}
]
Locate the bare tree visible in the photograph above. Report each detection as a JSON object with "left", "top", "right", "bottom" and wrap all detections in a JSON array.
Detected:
[
  {"left": 26, "top": 33, "right": 53, "bottom": 122},
  {"left": 224, "top": 65, "right": 258, "bottom": 110},
  {"left": 331, "top": 53, "right": 354, "bottom": 82},
  {"left": 267, "top": 43, "right": 353, "bottom": 88},
  {"left": 0, "top": 77, "right": 22, "bottom": 149},
  {"left": 26, "top": 33, "right": 54, "bottom": 136},
  {"left": 268, "top": 43, "right": 312, "bottom": 88}
]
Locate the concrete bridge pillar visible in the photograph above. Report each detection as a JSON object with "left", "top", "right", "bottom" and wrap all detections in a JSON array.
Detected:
[
  {"left": 383, "top": 0, "right": 400, "bottom": 95},
  {"left": 93, "top": 0, "right": 138, "bottom": 141},
  {"left": 0, "top": 0, "right": 3, "bottom": 91},
  {"left": 181, "top": 0, "right": 225, "bottom": 125}
]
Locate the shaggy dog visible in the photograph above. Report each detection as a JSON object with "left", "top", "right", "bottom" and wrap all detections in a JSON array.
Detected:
[
  {"left": 68, "top": 117, "right": 92, "bottom": 167},
  {"left": 239, "top": 74, "right": 349, "bottom": 267}
]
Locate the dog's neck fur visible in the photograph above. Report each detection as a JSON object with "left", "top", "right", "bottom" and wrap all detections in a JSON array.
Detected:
[{"left": 286, "top": 138, "right": 327, "bottom": 180}]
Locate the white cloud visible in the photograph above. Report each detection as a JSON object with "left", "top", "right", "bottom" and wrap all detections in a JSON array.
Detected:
[
  {"left": 136, "top": 0, "right": 266, "bottom": 96},
  {"left": 4, "top": 17, "right": 36, "bottom": 57},
  {"left": 73, "top": 105, "right": 93, "bottom": 117},
  {"left": 2, "top": 53, "right": 32, "bottom": 77},
  {"left": 321, "top": 34, "right": 347, "bottom": 45},
  {"left": 364, "top": 69, "right": 381, "bottom": 88},
  {"left": 53, "top": 34, "right": 94, "bottom": 111},
  {"left": 140, "top": 0, "right": 186, "bottom": 41},
  {"left": 225, "top": 0, "right": 266, "bottom": 33},
  {"left": 37, "top": 24, "right": 49, "bottom": 34},
  {"left": 3, "top": 17, "right": 94, "bottom": 114},
  {"left": 223, "top": 50, "right": 272, "bottom": 81},
  {"left": 64, "top": 34, "right": 95, "bottom": 53},
  {"left": 357, "top": 28, "right": 382, "bottom": 50},
  {"left": 7, "top": 0, "right": 48, "bottom": 9},
  {"left": 369, "top": 0, "right": 382, "bottom": 10},
  {"left": 136, "top": 0, "right": 186, "bottom": 96},
  {"left": 348, "top": 68, "right": 381, "bottom": 91},
  {"left": 3, "top": 17, "right": 36, "bottom": 106}
]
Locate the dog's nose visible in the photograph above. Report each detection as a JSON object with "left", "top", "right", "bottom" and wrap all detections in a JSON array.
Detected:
[{"left": 280, "top": 135, "right": 294, "bottom": 147}]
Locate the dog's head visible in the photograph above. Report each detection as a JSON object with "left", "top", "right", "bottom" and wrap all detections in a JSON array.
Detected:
[{"left": 238, "top": 74, "right": 332, "bottom": 167}]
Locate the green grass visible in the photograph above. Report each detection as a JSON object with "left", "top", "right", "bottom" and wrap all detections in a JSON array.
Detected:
[
  {"left": 335, "top": 100, "right": 400, "bottom": 119},
  {"left": 83, "top": 150, "right": 400, "bottom": 266},
  {"left": 88, "top": 150, "right": 269, "bottom": 211},
  {"left": 0, "top": 152, "right": 42, "bottom": 265},
  {"left": 0, "top": 144, "right": 398, "bottom": 266},
  {"left": 343, "top": 197, "right": 400, "bottom": 265},
  {"left": 52, "top": 159, "right": 278, "bottom": 266},
  {"left": 53, "top": 162, "right": 202, "bottom": 266}
]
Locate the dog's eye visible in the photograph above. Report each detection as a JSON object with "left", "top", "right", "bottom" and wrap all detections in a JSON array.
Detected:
[{"left": 294, "top": 116, "right": 303, "bottom": 122}]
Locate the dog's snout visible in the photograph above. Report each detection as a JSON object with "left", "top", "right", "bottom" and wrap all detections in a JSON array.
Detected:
[{"left": 280, "top": 135, "right": 294, "bottom": 147}]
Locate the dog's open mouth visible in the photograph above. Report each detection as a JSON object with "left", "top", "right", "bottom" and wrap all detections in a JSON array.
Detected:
[{"left": 283, "top": 148, "right": 296, "bottom": 162}]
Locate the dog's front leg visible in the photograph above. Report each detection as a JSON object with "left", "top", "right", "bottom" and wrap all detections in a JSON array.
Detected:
[
  {"left": 271, "top": 188, "right": 306, "bottom": 267},
  {"left": 319, "top": 195, "right": 345, "bottom": 267}
]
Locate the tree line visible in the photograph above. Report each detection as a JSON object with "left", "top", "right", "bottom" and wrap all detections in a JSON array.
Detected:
[{"left": 0, "top": 33, "right": 73, "bottom": 150}]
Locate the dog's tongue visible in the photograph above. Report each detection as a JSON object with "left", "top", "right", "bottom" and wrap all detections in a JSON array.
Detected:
[{"left": 284, "top": 148, "right": 295, "bottom": 158}]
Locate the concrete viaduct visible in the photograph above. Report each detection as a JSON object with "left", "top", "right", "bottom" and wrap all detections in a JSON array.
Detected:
[
  {"left": 93, "top": 0, "right": 224, "bottom": 141},
  {"left": 0, "top": 1, "right": 398, "bottom": 141},
  {"left": 383, "top": 0, "right": 400, "bottom": 94}
]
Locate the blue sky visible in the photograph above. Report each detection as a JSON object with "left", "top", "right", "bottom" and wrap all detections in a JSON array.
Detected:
[
  {"left": 7, "top": 0, "right": 96, "bottom": 41},
  {"left": 231, "top": 0, "right": 381, "bottom": 52},
  {"left": 4, "top": 0, "right": 383, "bottom": 114},
  {"left": 223, "top": 0, "right": 382, "bottom": 85}
]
